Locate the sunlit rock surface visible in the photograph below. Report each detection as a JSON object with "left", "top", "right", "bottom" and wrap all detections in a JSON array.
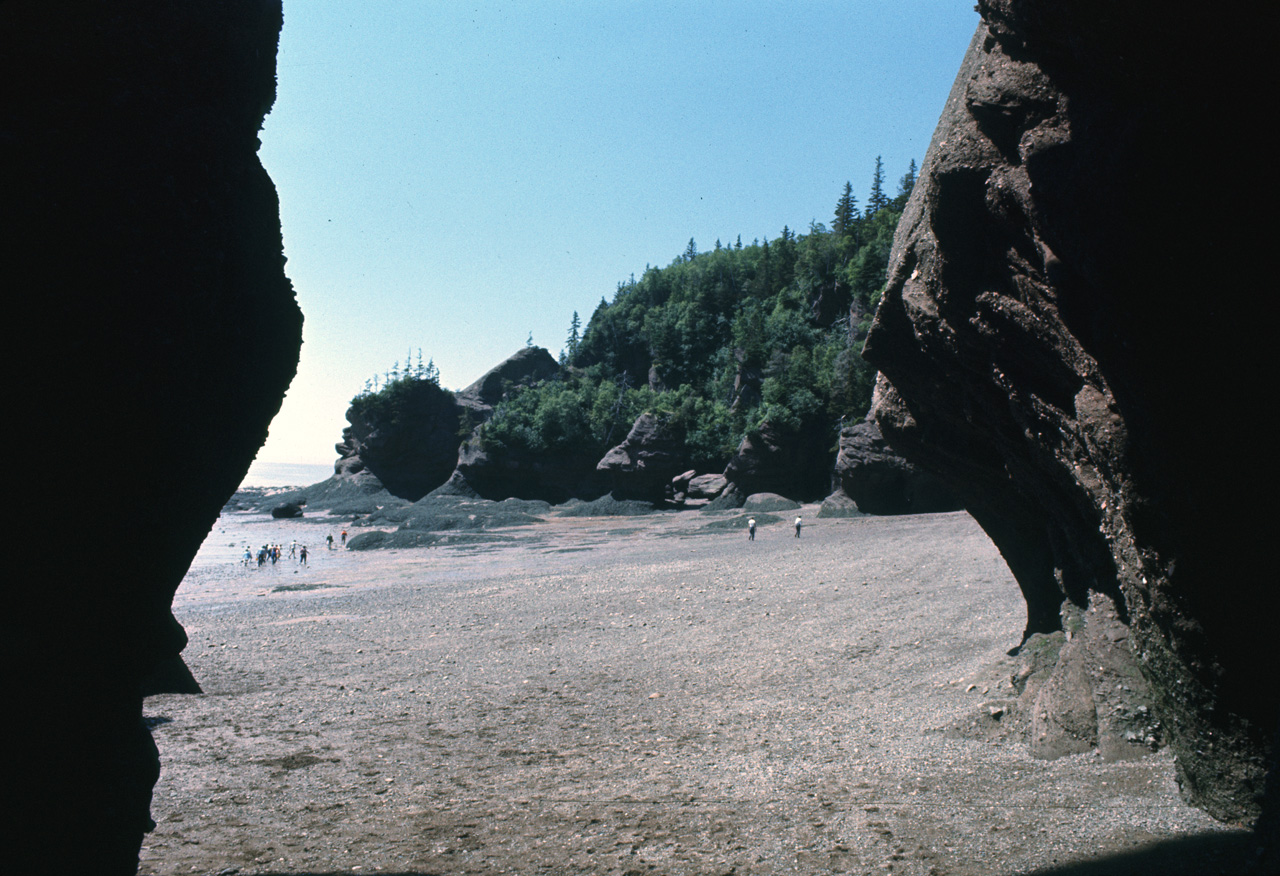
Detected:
[{"left": 864, "top": 1, "right": 1273, "bottom": 836}]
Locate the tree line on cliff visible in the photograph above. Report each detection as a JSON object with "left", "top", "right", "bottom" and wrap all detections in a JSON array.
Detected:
[{"left": 351, "top": 159, "right": 916, "bottom": 483}]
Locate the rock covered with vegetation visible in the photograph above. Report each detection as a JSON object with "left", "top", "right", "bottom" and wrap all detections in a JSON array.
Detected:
[
  {"left": 338, "top": 367, "right": 461, "bottom": 501},
  {"left": 320, "top": 168, "right": 927, "bottom": 508},
  {"left": 514, "top": 168, "right": 915, "bottom": 497}
]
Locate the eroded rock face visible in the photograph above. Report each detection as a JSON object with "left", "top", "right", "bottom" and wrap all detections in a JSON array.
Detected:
[
  {"left": 445, "top": 347, "right": 607, "bottom": 503},
  {"left": 452, "top": 429, "right": 607, "bottom": 504},
  {"left": 834, "top": 419, "right": 960, "bottom": 515},
  {"left": 863, "top": 4, "right": 1272, "bottom": 830},
  {"left": 455, "top": 346, "right": 559, "bottom": 414},
  {"left": 723, "top": 420, "right": 833, "bottom": 502},
  {"left": 3, "top": 3, "right": 300, "bottom": 872},
  {"left": 338, "top": 379, "right": 462, "bottom": 501},
  {"left": 597, "top": 413, "right": 688, "bottom": 502}
]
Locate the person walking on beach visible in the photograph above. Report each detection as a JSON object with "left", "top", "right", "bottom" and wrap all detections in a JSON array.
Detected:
[
  {"left": 341, "top": 529, "right": 347, "bottom": 546},
  {"left": 795, "top": 516, "right": 803, "bottom": 538},
  {"left": 289, "top": 540, "right": 297, "bottom": 559},
  {"left": 748, "top": 517, "right": 756, "bottom": 541},
  {"left": 299, "top": 544, "right": 308, "bottom": 565},
  {"left": 326, "top": 533, "right": 335, "bottom": 550}
]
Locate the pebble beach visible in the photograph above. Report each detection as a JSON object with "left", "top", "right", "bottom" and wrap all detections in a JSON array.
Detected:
[{"left": 138, "top": 505, "right": 1253, "bottom": 875}]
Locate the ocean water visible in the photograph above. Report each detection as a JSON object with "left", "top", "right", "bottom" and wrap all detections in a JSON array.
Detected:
[{"left": 239, "top": 460, "right": 333, "bottom": 489}]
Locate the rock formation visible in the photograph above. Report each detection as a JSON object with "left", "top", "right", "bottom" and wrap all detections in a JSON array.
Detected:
[
  {"left": 722, "top": 419, "right": 834, "bottom": 502},
  {"left": 446, "top": 346, "right": 607, "bottom": 502},
  {"left": 304, "top": 347, "right": 566, "bottom": 507},
  {"left": 863, "top": 1, "right": 1273, "bottom": 837},
  {"left": 833, "top": 419, "right": 960, "bottom": 515},
  {"left": 452, "top": 429, "right": 608, "bottom": 504},
  {"left": 597, "top": 413, "right": 689, "bottom": 502},
  {"left": 336, "top": 378, "right": 462, "bottom": 501},
  {"left": 455, "top": 345, "right": 560, "bottom": 414},
  {"left": 3, "top": 2, "right": 300, "bottom": 873},
  {"left": 686, "top": 473, "right": 728, "bottom": 500},
  {"left": 742, "top": 492, "right": 801, "bottom": 513}
]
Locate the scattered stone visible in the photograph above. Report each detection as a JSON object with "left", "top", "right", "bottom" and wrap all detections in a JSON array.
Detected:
[{"left": 686, "top": 473, "right": 728, "bottom": 500}]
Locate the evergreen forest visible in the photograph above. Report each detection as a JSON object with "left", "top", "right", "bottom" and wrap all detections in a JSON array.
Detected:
[{"left": 355, "top": 159, "right": 917, "bottom": 480}]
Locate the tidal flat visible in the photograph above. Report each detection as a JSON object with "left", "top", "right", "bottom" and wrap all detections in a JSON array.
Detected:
[{"left": 139, "top": 507, "right": 1252, "bottom": 875}]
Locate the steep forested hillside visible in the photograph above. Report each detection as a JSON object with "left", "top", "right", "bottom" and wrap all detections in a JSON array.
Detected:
[{"left": 477, "top": 160, "right": 917, "bottom": 476}]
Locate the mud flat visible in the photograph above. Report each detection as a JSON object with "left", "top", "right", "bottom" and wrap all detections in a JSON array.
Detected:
[{"left": 139, "top": 508, "right": 1253, "bottom": 875}]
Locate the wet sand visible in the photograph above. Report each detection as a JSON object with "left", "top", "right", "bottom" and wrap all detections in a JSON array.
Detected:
[{"left": 138, "top": 507, "right": 1252, "bottom": 875}]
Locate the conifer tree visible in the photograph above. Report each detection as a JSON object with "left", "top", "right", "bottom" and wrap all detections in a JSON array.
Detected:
[
  {"left": 833, "top": 181, "right": 859, "bottom": 236},
  {"left": 867, "top": 156, "right": 888, "bottom": 216},
  {"left": 566, "top": 311, "right": 581, "bottom": 363},
  {"left": 896, "top": 159, "right": 918, "bottom": 203}
]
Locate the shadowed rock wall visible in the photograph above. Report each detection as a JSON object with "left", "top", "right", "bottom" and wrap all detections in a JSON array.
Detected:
[
  {"left": 338, "top": 379, "right": 463, "bottom": 501},
  {"left": 1, "top": 2, "right": 300, "bottom": 873},
  {"left": 833, "top": 419, "right": 960, "bottom": 515},
  {"left": 864, "top": 1, "right": 1272, "bottom": 836}
]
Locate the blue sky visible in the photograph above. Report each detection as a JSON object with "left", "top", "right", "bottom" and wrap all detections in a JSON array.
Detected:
[{"left": 256, "top": 2, "right": 979, "bottom": 464}]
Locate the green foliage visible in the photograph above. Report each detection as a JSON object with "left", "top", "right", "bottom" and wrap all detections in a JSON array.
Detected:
[
  {"left": 866, "top": 155, "right": 889, "bottom": 217},
  {"left": 478, "top": 171, "right": 913, "bottom": 472},
  {"left": 350, "top": 350, "right": 443, "bottom": 427}
]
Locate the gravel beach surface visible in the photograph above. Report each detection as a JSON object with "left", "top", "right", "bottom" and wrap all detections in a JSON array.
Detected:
[{"left": 139, "top": 507, "right": 1253, "bottom": 875}]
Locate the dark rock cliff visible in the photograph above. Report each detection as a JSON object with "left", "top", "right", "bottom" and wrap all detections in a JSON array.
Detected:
[
  {"left": 833, "top": 419, "right": 960, "bottom": 515},
  {"left": 446, "top": 347, "right": 609, "bottom": 502},
  {"left": 598, "top": 413, "right": 690, "bottom": 502},
  {"left": 2, "top": 2, "right": 300, "bottom": 873},
  {"left": 337, "top": 378, "right": 462, "bottom": 501},
  {"left": 455, "top": 345, "right": 560, "bottom": 414},
  {"left": 722, "top": 419, "right": 835, "bottom": 502},
  {"left": 863, "top": 1, "right": 1273, "bottom": 837}
]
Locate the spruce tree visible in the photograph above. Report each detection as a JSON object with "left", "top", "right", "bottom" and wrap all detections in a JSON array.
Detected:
[
  {"left": 566, "top": 311, "right": 581, "bottom": 363},
  {"left": 834, "top": 181, "right": 859, "bottom": 236},
  {"left": 896, "top": 159, "right": 918, "bottom": 204},
  {"left": 867, "top": 156, "right": 888, "bottom": 216}
]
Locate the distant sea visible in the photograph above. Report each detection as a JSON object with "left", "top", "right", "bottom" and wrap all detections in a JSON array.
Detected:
[{"left": 239, "top": 460, "right": 333, "bottom": 489}]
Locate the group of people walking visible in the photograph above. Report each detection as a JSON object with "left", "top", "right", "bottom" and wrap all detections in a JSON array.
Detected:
[
  {"left": 242, "top": 540, "right": 309, "bottom": 568},
  {"left": 240, "top": 531, "right": 348, "bottom": 569}
]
